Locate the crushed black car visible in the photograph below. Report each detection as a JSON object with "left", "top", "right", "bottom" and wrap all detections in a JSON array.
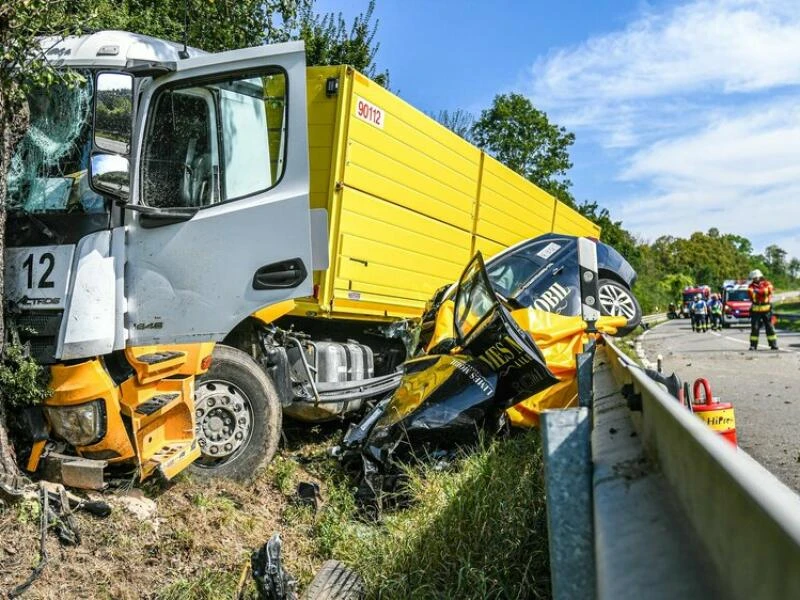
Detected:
[
  {"left": 337, "top": 235, "right": 638, "bottom": 512},
  {"left": 340, "top": 253, "right": 559, "bottom": 511}
]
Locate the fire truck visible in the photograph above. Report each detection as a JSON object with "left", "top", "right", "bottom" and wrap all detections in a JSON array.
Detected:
[
  {"left": 721, "top": 282, "right": 751, "bottom": 328},
  {"left": 680, "top": 285, "right": 711, "bottom": 318}
]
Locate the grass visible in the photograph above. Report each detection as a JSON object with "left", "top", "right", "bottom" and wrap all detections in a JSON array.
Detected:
[
  {"left": 158, "top": 568, "right": 243, "bottom": 600},
  {"left": 291, "top": 430, "right": 551, "bottom": 600},
  {"left": 610, "top": 327, "right": 644, "bottom": 365}
]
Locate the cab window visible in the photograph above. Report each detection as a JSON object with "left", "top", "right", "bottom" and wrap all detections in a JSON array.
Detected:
[{"left": 140, "top": 69, "right": 287, "bottom": 209}]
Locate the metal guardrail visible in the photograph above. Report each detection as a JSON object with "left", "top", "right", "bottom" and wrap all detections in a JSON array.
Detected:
[
  {"left": 641, "top": 312, "right": 667, "bottom": 325},
  {"left": 541, "top": 338, "right": 800, "bottom": 599},
  {"left": 775, "top": 312, "right": 800, "bottom": 322}
]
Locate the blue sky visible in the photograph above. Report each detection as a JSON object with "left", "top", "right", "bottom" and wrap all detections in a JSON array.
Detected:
[{"left": 316, "top": 0, "right": 800, "bottom": 259}]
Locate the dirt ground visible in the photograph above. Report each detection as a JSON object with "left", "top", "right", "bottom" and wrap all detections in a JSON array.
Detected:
[{"left": 0, "top": 431, "right": 332, "bottom": 600}]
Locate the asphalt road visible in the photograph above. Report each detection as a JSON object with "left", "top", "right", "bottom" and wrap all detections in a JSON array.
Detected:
[{"left": 639, "top": 317, "right": 800, "bottom": 493}]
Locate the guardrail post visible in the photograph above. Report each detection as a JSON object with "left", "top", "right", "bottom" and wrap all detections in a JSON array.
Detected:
[
  {"left": 541, "top": 338, "right": 597, "bottom": 600},
  {"left": 541, "top": 408, "right": 595, "bottom": 600},
  {"left": 577, "top": 338, "right": 595, "bottom": 408}
]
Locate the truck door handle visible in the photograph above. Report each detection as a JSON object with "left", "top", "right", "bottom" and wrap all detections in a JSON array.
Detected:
[{"left": 253, "top": 258, "right": 308, "bottom": 290}]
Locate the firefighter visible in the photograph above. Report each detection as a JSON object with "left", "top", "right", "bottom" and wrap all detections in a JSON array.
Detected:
[
  {"left": 691, "top": 293, "right": 708, "bottom": 333},
  {"left": 708, "top": 293, "right": 723, "bottom": 331},
  {"left": 748, "top": 269, "right": 778, "bottom": 350}
]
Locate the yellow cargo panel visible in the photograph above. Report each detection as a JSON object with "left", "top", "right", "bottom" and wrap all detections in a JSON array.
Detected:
[
  {"left": 472, "top": 236, "right": 506, "bottom": 261},
  {"left": 476, "top": 154, "right": 556, "bottom": 247},
  {"left": 341, "top": 72, "right": 480, "bottom": 232},
  {"left": 329, "top": 186, "right": 472, "bottom": 316},
  {"left": 306, "top": 66, "right": 343, "bottom": 213},
  {"left": 552, "top": 202, "right": 601, "bottom": 238},
  {"left": 294, "top": 65, "right": 599, "bottom": 322}
]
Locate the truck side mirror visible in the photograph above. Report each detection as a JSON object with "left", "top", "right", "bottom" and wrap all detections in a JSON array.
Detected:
[
  {"left": 90, "top": 153, "right": 130, "bottom": 199},
  {"left": 94, "top": 72, "right": 133, "bottom": 155}
]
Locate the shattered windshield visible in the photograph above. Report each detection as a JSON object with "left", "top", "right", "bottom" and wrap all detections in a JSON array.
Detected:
[{"left": 6, "top": 71, "right": 106, "bottom": 214}]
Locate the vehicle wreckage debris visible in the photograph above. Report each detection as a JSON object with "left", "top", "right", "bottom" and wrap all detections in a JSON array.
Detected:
[
  {"left": 248, "top": 533, "right": 366, "bottom": 600},
  {"left": 251, "top": 533, "right": 298, "bottom": 600},
  {"left": 294, "top": 481, "right": 321, "bottom": 512}
]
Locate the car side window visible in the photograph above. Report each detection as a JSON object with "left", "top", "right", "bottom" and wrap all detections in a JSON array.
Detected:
[{"left": 140, "top": 69, "right": 287, "bottom": 209}]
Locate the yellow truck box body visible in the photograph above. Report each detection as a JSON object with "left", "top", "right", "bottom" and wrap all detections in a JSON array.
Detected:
[{"left": 294, "top": 66, "right": 600, "bottom": 322}]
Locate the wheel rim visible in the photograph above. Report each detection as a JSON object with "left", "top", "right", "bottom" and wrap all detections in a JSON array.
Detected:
[
  {"left": 598, "top": 283, "right": 637, "bottom": 319},
  {"left": 193, "top": 379, "right": 253, "bottom": 467}
]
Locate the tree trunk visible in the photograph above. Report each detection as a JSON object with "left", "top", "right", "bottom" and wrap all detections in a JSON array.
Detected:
[{"left": 0, "top": 86, "right": 30, "bottom": 488}]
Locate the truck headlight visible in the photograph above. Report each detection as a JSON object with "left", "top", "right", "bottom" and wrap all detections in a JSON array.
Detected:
[{"left": 44, "top": 399, "right": 106, "bottom": 447}]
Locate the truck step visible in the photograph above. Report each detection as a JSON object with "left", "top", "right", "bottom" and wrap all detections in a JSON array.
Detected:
[
  {"left": 136, "top": 351, "right": 186, "bottom": 365},
  {"left": 126, "top": 348, "right": 189, "bottom": 385},
  {"left": 141, "top": 440, "right": 201, "bottom": 481},
  {"left": 135, "top": 392, "right": 180, "bottom": 416}
]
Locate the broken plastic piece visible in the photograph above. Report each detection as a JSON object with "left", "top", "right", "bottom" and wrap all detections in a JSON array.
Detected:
[{"left": 252, "top": 533, "right": 298, "bottom": 600}]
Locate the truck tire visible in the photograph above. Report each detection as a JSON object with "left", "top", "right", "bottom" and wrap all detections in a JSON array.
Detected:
[
  {"left": 189, "top": 344, "right": 281, "bottom": 482},
  {"left": 598, "top": 278, "right": 642, "bottom": 336},
  {"left": 302, "top": 560, "right": 365, "bottom": 600}
]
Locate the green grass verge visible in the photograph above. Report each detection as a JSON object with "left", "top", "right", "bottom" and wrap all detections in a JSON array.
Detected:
[{"left": 292, "top": 430, "right": 551, "bottom": 600}]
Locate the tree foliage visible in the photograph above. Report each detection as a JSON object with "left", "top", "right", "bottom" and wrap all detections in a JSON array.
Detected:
[
  {"left": 92, "top": 0, "right": 390, "bottom": 84},
  {"left": 434, "top": 109, "right": 475, "bottom": 142},
  {"left": 472, "top": 93, "right": 576, "bottom": 206},
  {"left": 93, "top": 0, "right": 308, "bottom": 52},
  {"left": 297, "top": 0, "right": 389, "bottom": 86}
]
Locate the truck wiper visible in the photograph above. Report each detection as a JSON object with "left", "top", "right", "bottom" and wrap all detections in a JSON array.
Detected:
[{"left": 18, "top": 212, "right": 64, "bottom": 245}]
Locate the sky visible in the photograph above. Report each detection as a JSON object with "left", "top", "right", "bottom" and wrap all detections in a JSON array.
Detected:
[{"left": 316, "top": 0, "right": 800, "bottom": 259}]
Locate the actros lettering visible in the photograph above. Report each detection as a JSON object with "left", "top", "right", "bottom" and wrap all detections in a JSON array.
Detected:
[{"left": 19, "top": 296, "right": 61, "bottom": 306}]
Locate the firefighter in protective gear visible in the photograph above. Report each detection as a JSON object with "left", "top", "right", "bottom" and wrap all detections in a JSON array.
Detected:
[
  {"left": 748, "top": 269, "right": 778, "bottom": 350},
  {"left": 691, "top": 293, "right": 709, "bottom": 332},
  {"left": 708, "top": 293, "right": 723, "bottom": 331}
]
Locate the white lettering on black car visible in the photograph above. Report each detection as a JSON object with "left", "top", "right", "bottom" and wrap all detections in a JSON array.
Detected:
[{"left": 532, "top": 282, "right": 571, "bottom": 312}]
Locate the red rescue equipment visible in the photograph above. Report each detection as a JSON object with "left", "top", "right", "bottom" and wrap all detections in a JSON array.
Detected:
[{"left": 690, "top": 378, "right": 737, "bottom": 446}]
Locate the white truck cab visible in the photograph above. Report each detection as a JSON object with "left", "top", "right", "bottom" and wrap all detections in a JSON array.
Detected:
[{"left": 5, "top": 31, "right": 316, "bottom": 483}]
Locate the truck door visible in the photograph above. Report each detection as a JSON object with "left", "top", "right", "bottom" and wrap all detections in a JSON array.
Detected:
[{"left": 126, "top": 43, "right": 312, "bottom": 345}]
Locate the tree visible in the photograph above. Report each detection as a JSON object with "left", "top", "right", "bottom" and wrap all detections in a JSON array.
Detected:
[
  {"left": 764, "top": 244, "right": 787, "bottom": 278},
  {"left": 577, "top": 201, "right": 639, "bottom": 264},
  {"left": 788, "top": 258, "right": 800, "bottom": 280},
  {"left": 295, "top": 0, "right": 389, "bottom": 86},
  {"left": 472, "top": 93, "right": 576, "bottom": 205},
  {"left": 434, "top": 109, "right": 475, "bottom": 142},
  {"left": 0, "top": 0, "right": 100, "bottom": 488},
  {"left": 93, "top": 0, "right": 309, "bottom": 52}
]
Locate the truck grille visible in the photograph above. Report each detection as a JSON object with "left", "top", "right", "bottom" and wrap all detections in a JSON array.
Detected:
[{"left": 14, "top": 311, "right": 63, "bottom": 364}]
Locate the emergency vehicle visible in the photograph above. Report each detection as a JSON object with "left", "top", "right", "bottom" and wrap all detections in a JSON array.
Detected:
[
  {"left": 722, "top": 282, "right": 751, "bottom": 327},
  {"left": 680, "top": 285, "right": 711, "bottom": 318}
]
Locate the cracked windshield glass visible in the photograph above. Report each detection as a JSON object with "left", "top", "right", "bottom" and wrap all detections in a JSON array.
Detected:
[{"left": 7, "top": 72, "right": 106, "bottom": 215}]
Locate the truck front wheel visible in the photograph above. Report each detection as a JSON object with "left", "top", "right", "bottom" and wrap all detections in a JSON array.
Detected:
[{"left": 189, "top": 345, "right": 281, "bottom": 482}]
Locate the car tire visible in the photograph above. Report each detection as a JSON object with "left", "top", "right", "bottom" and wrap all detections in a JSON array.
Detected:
[
  {"left": 302, "top": 560, "right": 365, "bottom": 600},
  {"left": 598, "top": 278, "right": 642, "bottom": 336},
  {"left": 188, "top": 344, "right": 281, "bottom": 482}
]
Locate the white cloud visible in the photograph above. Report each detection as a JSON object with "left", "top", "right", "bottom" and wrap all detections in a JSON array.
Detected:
[
  {"left": 527, "top": 0, "right": 800, "bottom": 256},
  {"left": 533, "top": 0, "right": 800, "bottom": 104}
]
